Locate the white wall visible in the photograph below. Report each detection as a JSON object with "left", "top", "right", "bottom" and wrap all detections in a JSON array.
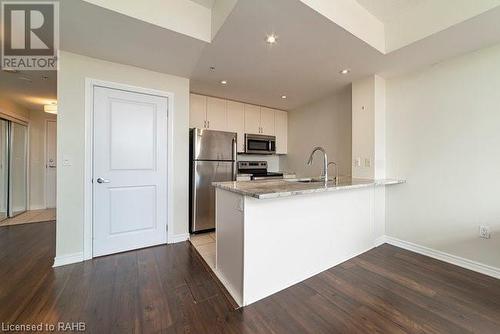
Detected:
[
  {"left": 352, "top": 75, "right": 386, "bottom": 179},
  {"left": 57, "top": 51, "right": 190, "bottom": 259},
  {"left": 29, "top": 110, "right": 56, "bottom": 210},
  {"left": 386, "top": 43, "right": 500, "bottom": 268},
  {"left": 283, "top": 87, "right": 352, "bottom": 178}
]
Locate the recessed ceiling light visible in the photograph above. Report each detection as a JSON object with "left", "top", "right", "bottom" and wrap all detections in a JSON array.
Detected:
[
  {"left": 340, "top": 69, "right": 351, "bottom": 75},
  {"left": 281, "top": 95, "right": 287, "bottom": 99},
  {"left": 220, "top": 80, "right": 228, "bottom": 85},
  {"left": 266, "top": 34, "right": 278, "bottom": 44}
]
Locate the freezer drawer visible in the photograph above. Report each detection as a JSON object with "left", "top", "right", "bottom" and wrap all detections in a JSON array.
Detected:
[{"left": 191, "top": 160, "right": 234, "bottom": 232}]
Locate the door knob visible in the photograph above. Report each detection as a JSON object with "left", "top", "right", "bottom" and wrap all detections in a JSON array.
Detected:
[{"left": 96, "top": 178, "right": 110, "bottom": 184}]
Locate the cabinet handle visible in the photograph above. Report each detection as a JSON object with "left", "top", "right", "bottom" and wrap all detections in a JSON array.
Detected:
[
  {"left": 204, "top": 120, "right": 206, "bottom": 128},
  {"left": 208, "top": 120, "right": 210, "bottom": 128}
]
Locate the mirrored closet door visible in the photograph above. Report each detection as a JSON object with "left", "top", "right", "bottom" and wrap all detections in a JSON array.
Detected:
[
  {"left": 0, "top": 120, "right": 9, "bottom": 221},
  {"left": 0, "top": 118, "right": 29, "bottom": 221},
  {"left": 9, "top": 122, "right": 28, "bottom": 217}
]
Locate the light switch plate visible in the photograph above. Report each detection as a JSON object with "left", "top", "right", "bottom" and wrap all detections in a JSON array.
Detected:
[
  {"left": 62, "top": 155, "right": 72, "bottom": 166},
  {"left": 479, "top": 225, "right": 491, "bottom": 239}
]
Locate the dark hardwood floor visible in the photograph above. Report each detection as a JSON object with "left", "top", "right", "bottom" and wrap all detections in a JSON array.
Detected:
[{"left": 1, "top": 221, "right": 500, "bottom": 333}]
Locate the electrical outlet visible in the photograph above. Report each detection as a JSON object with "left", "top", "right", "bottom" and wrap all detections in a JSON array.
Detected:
[
  {"left": 364, "top": 158, "right": 371, "bottom": 167},
  {"left": 353, "top": 158, "right": 361, "bottom": 167},
  {"left": 479, "top": 225, "right": 491, "bottom": 239}
]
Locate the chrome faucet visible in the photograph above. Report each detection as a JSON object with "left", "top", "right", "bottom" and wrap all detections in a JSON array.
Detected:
[
  {"left": 327, "top": 161, "right": 339, "bottom": 185},
  {"left": 307, "top": 147, "right": 328, "bottom": 182}
]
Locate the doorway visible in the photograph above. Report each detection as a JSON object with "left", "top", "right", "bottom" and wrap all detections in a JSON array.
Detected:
[
  {"left": 45, "top": 120, "right": 57, "bottom": 208},
  {"left": 91, "top": 84, "right": 170, "bottom": 257}
]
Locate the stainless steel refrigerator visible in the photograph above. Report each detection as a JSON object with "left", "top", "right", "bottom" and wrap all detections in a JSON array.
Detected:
[{"left": 190, "top": 128, "right": 237, "bottom": 233}]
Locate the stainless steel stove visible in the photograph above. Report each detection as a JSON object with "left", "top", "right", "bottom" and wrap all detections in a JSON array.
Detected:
[{"left": 237, "top": 161, "right": 283, "bottom": 180}]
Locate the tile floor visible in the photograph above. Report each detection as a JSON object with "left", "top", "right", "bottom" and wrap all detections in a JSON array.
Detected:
[
  {"left": 0, "top": 208, "right": 56, "bottom": 227},
  {"left": 190, "top": 232, "right": 216, "bottom": 270}
]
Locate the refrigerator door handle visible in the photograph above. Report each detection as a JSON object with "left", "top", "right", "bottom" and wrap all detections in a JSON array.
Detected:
[{"left": 232, "top": 136, "right": 237, "bottom": 181}]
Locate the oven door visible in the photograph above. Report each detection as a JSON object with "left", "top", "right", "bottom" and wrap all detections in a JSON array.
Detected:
[{"left": 245, "top": 134, "right": 276, "bottom": 154}]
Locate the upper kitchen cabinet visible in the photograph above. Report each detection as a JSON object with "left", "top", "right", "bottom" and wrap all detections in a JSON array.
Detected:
[
  {"left": 189, "top": 94, "right": 227, "bottom": 131},
  {"left": 206, "top": 97, "right": 227, "bottom": 131},
  {"left": 227, "top": 100, "right": 245, "bottom": 152},
  {"left": 244, "top": 104, "right": 261, "bottom": 135},
  {"left": 190, "top": 93, "right": 288, "bottom": 154},
  {"left": 260, "top": 107, "right": 275, "bottom": 136},
  {"left": 190, "top": 93, "right": 207, "bottom": 129},
  {"left": 275, "top": 110, "right": 288, "bottom": 154}
]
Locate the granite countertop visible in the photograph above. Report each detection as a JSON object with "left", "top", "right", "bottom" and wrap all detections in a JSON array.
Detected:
[{"left": 212, "top": 177, "right": 405, "bottom": 199}]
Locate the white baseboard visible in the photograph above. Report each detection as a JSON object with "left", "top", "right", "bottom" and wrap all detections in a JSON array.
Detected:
[
  {"left": 167, "top": 233, "right": 189, "bottom": 244},
  {"left": 53, "top": 252, "right": 84, "bottom": 267},
  {"left": 377, "top": 235, "right": 500, "bottom": 279},
  {"left": 29, "top": 205, "right": 46, "bottom": 210}
]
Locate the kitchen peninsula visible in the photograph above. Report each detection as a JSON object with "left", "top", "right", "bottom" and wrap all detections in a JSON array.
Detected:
[{"left": 212, "top": 177, "right": 404, "bottom": 306}]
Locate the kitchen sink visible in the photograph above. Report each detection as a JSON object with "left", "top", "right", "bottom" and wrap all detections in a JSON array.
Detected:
[{"left": 284, "top": 178, "right": 323, "bottom": 183}]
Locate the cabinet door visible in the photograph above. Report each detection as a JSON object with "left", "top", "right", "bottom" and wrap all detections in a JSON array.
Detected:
[
  {"left": 227, "top": 100, "right": 245, "bottom": 153},
  {"left": 260, "top": 107, "right": 275, "bottom": 136},
  {"left": 244, "top": 104, "right": 261, "bottom": 135},
  {"left": 206, "top": 97, "right": 227, "bottom": 131},
  {"left": 275, "top": 110, "right": 288, "bottom": 154},
  {"left": 190, "top": 94, "right": 206, "bottom": 129}
]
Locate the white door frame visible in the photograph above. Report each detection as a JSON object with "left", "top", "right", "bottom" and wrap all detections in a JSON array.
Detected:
[
  {"left": 44, "top": 119, "right": 57, "bottom": 209},
  {"left": 83, "top": 78, "right": 174, "bottom": 260}
]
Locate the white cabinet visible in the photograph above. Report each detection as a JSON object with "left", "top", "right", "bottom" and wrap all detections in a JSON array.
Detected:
[
  {"left": 244, "top": 104, "right": 261, "bottom": 135},
  {"left": 190, "top": 94, "right": 288, "bottom": 155},
  {"left": 244, "top": 105, "right": 275, "bottom": 135},
  {"left": 260, "top": 107, "right": 275, "bottom": 136},
  {"left": 190, "top": 94, "right": 207, "bottom": 129},
  {"left": 227, "top": 100, "right": 245, "bottom": 152},
  {"left": 190, "top": 94, "right": 227, "bottom": 131},
  {"left": 275, "top": 110, "right": 288, "bottom": 154},
  {"left": 206, "top": 97, "right": 227, "bottom": 131}
]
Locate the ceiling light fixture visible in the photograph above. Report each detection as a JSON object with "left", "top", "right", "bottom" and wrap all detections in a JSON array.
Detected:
[
  {"left": 281, "top": 95, "right": 287, "bottom": 99},
  {"left": 44, "top": 103, "right": 57, "bottom": 114},
  {"left": 220, "top": 80, "right": 228, "bottom": 85},
  {"left": 340, "top": 69, "right": 351, "bottom": 75},
  {"left": 266, "top": 34, "right": 278, "bottom": 44}
]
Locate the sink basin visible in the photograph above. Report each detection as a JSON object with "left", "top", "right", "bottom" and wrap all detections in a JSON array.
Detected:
[{"left": 284, "top": 178, "right": 324, "bottom": 183}]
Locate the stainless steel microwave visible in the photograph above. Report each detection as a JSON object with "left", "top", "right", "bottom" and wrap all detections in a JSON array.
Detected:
[{"left": 245, "top": 134, "right": 276, "bottom": 154}]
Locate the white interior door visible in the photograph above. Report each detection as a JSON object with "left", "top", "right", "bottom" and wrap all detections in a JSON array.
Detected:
[
  {"left": 93, "top": 86, "right": 168, "bottom": 257},
  {"left": 45, "top": 120, "right": 57, "bottom": 208}
]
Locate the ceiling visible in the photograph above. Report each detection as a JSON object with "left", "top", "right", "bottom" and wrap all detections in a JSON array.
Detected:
[
  {"left": 0, "top": 70, "right": 57, "bottom": 111},
  {"left": 190, "top": 0, "right": 216, "bottom": 9},
  {"left": 355, "top": 0, "right": 426, "bottom": 22},
  {"left": 3, "top": 0, "right": 500, "bottom": 112},
  {"left": 190, "top": 0, "right": 500, "bottom": 110}
]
